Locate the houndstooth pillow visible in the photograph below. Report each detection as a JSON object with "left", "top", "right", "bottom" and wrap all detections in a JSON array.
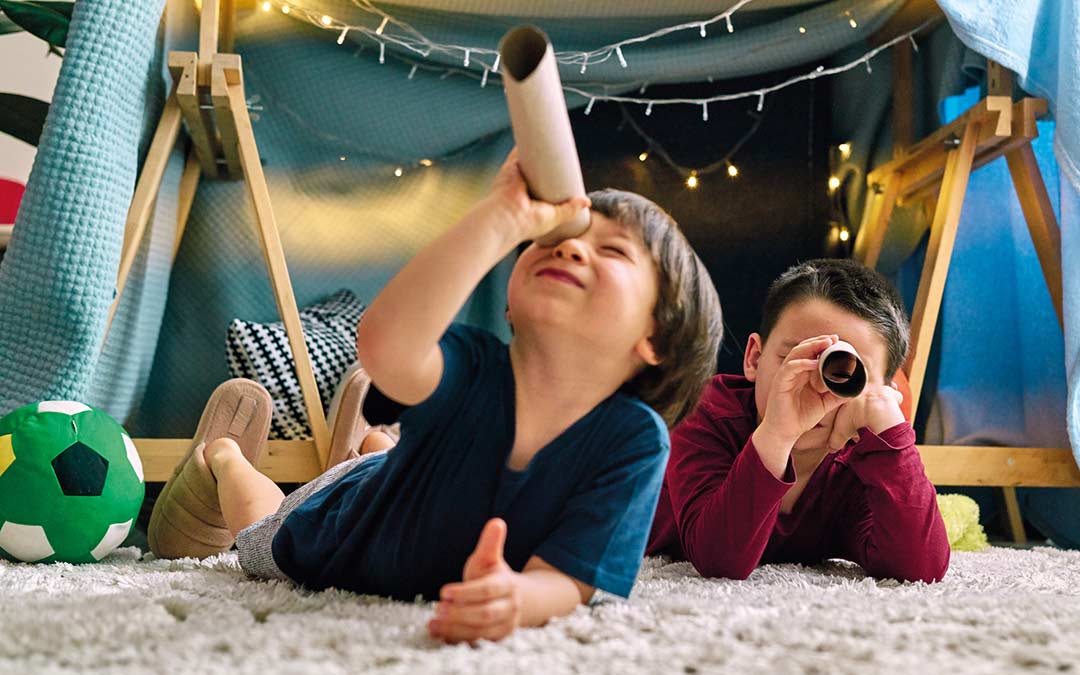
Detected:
[{"left": 226, "top": 289, "right": 365, "bottom": 440}]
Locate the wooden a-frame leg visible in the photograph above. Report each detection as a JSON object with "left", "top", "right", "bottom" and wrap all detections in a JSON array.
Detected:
[
  {"left": 173, "top": 149, "right": 201, "bottom": 261},
  {"left": 216, "top": 54, "right": 332, "bottom": 469},
  {"left": 1006, "top": 142, "right": 1064, "bottom": 328},
  {"left": 858, "top": 172, "right": 901, "bottom": 270},
  {"left": 998, "top": 139, "right": 1061, "bottom": 545},
  {"left": 905, "top": 121, "right": 979, "bottom": 417}
]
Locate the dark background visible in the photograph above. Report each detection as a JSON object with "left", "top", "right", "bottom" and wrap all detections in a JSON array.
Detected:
[{"left": 571, "top": 69, "right": 833, "bottom": 375}]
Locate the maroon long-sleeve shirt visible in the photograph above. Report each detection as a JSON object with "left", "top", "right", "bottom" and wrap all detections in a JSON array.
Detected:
[{"left": 647, "top": 374, "right": 949, "bottom": 583}]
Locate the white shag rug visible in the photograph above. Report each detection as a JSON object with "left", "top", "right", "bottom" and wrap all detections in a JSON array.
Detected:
[{"left": 2, "top": 547, "right": 1079, "bottom": 674}]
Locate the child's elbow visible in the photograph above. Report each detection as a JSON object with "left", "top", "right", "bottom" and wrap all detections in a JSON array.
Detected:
[{"left": 355, "top": 318, "right": 391, "bottom": 376}]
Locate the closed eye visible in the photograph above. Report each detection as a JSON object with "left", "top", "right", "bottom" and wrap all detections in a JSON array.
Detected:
[{"left": 601, "top": 245, "right": 629, "bottom": 258}]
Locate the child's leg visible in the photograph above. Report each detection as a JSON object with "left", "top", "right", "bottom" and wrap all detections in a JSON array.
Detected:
[{"left": 204, "top": 438, "right": 285, "bottom": 537}]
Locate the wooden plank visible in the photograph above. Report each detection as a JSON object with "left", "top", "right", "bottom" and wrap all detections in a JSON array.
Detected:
[
  {"left": 174, "top": 149, "right": 202, "bottom": 260},
  {"left": 1006, "top": 142, "right": 1064, "bottom": 329},
  {"left": 103, "top": 87, "right": 184, "bottom": 346},
  {"left": 905, "top": 120, "right": 979, "bottom": 416},
  {"left": 211, "top": 53, "right": 243, "bottom": 178},
  {"left": 135, "top": 438, "right": 322, "bottom": 483},
  {"left": 220, "top": 0, "right": 237, "bottom": 54},
  {"left": 1002, "top": 487, "right": 1028, "bottom": 544},
  {"left": 987, "top": 60, "right": 1014, "bottom": 97},
  {"left": 858, "top": 172, "right": 900, "bottom": 270},
  {"left": 219, "top": 56, "right": 333, "bottom": 469},
  {"left": 170, "top": 51, "right": 218, "bottom": 179},
  {"left": 869, "top": 96, "right": 1011, "bottom": 187},
  {"left": 198, "top": 0, "right": 220, "bottom": 86},
  {"left": 920, "top": 446, "right": 1080, "bottom": 487},
  {"left": 902, "top": 99, "right": 1047, "bottom": 204}
]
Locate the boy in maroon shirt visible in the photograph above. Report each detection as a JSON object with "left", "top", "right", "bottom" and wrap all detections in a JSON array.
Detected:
[{"left": 648, "top": 259, "right": 949, "bottom": 583}]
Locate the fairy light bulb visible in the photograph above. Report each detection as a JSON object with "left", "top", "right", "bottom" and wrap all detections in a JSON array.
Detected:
[
  {"left": 727, "top": 163, "right": 739, "bottom": 178},
  {"left": 261, "top": 1, "right": 271, "bottom": 11},
  {"left": 320, "top": 15, "right": 332, "bottom": 26},
  {"left": 281, "top": 4, "right": 290, "bottom": 13},
  {"left": 838, "top": 142, "right": 851, "bottom": 159},
  {"left": 419, "top": 159, "right": 433, "bottom": 167},
  {"left": 638, "top": 151, "right": 649, "bottom": 162},
  {"left": 828, "top": 176, "right": 841, "bottom": 191},
  {"left": 394, "top": 167, "right": 403, "bottom": 177},
  {"left": 686, "top": 171, "right": 699, "bottom": 189},
  {"left": 839, "top": 228, "right": 850, "bottom": 242}
]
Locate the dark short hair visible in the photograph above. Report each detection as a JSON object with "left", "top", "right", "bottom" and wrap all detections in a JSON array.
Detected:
[
  {"left": 760, "top": 258, "right": 910, "bottom": 378},
  {"left": 588, "top": 189, "right": 723, "bottom": 427}
]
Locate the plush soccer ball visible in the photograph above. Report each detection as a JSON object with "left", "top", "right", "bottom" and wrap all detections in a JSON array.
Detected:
[{"left": 0, "top": 401, "right": 144, "bottom": 563}]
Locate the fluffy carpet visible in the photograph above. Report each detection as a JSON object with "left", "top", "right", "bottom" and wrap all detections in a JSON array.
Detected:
[{"left": 1, "top": 547, "right": 1079, "bottom": 674}]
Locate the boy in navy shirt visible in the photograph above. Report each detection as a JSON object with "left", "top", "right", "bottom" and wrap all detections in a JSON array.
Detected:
[{"left": 148, "top": 149, "right": 723, "bottom": 643}]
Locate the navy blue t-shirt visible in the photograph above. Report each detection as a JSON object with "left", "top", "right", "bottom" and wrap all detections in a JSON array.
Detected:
[{"left": 271, "top": 323, "right": 669, "bottom": 600}]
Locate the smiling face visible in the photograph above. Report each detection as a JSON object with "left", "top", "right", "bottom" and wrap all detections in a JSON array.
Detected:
[
  {"left": 744, "top": 297, "right": 891, "bottom": 452},
  {"left": 506, "top": 211, "right": 661, "bottom": 369}
]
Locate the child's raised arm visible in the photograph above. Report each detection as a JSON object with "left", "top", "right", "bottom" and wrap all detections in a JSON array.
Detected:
[{"left": 355, "top": 150, "right": 589, "bottom": 405}]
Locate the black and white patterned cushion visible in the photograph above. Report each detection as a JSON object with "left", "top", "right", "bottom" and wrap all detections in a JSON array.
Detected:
[{"left": 226, "top": 289, "right": 365, "bottom": 440}]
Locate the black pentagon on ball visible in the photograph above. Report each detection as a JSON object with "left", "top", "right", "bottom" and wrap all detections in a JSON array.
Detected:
[{"left": 51, "top": 442, "right": 109, "bottom": 496}]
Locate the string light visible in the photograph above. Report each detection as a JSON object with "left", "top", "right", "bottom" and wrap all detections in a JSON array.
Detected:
[
  {"left": 839, "top": 227, "right": 850, "bottom": 242},
  {"left": 267, "top": 0, "right": 923, "bottom": 124},
  {"left": 828, "top": 176, "right": 841, "bottom": 191},
  {"left": 619, "top": 104, "right": 764, "bottom": 190},
  {"left": 419, "top": 158, "right": 434, "bottom": 167},
  {"left": 267, "top": 0, "right": 755, "bottom": 76},
  {"left": 262, "top": 1, "right": 923, "bottom": 180},
  {"left": 558, "top": 25, "right": 926, "bottom": 117},
  {"left": 838, "top": 142, "right": 852, "bottom": 158},
  {"left": 339, "top": 156, "right": 345, "bottom": 161},
  {"left": 393, "top": 167, "right": 403, "bottom": 177}
]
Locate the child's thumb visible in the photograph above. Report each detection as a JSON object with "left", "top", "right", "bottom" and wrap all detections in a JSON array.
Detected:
[{"left": 473, "top": 518, "right": 507, "bottom": 565}]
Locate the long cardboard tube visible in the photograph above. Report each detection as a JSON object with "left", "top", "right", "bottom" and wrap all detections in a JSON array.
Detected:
[{"left": 499, "top": 25, "right": 590, "bottom": 246}]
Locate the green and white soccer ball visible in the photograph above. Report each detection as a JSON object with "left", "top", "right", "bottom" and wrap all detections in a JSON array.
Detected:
[{"left": 0, "top": 401, "right": 144, "bottom": 563}]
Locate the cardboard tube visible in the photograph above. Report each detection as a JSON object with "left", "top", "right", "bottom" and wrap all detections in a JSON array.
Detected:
[
  {"left": 819, "top": 341, "right": 867, "bottom": 398},
  {"left": 499, "top": 25, "right": 590, "bottom": 246}
]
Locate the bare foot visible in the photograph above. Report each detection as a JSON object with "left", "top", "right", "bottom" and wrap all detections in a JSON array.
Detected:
[
  {"left": 203, "top": 437, "right": 245, "bottom": 479},
  {"left": 360, "top": 430, "right": 396, "bottom": 455}
]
